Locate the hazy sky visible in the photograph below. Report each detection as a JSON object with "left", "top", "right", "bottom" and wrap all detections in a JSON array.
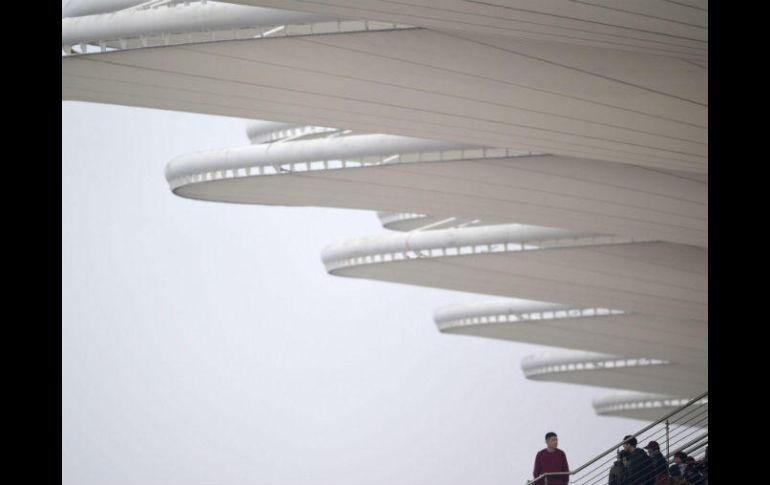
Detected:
[{"left": 62, "top": 101, "right": 645, "bottom": 485}]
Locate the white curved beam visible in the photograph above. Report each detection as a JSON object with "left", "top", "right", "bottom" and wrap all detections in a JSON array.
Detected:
[
  {"left": 166, "top": 133, "right": 478, "bottom": 181},
  {"left": 435, "top": 299, "right": 706, "bottom": 367},
  {"left": 322, "top": 224, "right": 602, "bottom": 261},
  {"left": 521, "top": 351, "right": 706, "bottom": 396},
  {"left": 166, "top": 139, "right": 706, "bottom": 247},
  {"left": 321, "top": 226, "right": 706, "bottom": 322},
  {"left": 592, "top": 392, "right": 708, "bottom": 425}
]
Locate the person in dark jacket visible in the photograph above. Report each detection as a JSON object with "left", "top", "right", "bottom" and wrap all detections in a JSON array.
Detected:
[
  {"left": 698, "top": 446, "right": 708, "bottom": 484},
  {"left": 621, "top": 436, "right": 654, "bottom": 485},
  {"left": 669, "top": 451, "right": 688, "bottom": 479},
  {"left": 683, "top": 456, "right": 706, "bottom": 485},
  {"left": 643, "top": 441, "right": 668, "bottom": 485},
  {"left": 608, "top": 450, "right": 629, "bottom": 485}
]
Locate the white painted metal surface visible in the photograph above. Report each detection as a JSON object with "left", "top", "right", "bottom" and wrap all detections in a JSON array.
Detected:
[
  {"left": 229, "top": 0, "right": 708, "bottom": 60},
  {"left": 62, "top": 0, "right": 708, "bottom": 420},
  {"left": 435, "top": 299, "right": 706, "bottom": 367},
  {"left": 62, "top": 2, "right": 339, "bottom": 46},
  {"left": 63, "top": 29, "right": 707, "bottom": 173},
  {"left": 593, "top": 392, "right": 708, "bottom": 424},
  {"left": 322, "top": 228, "right": 706, "bottom": 322},
  {"left": 166, "top": 129, "right": 706, "bottom": 247},
  {"left": 521, "top": 351, "right": 706, "bottom": 396}
]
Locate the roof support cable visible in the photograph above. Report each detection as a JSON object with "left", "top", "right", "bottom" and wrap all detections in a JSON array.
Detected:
[
  {"left": 412, "top": 217, "right": 456, "bottom": 232},
  {"left": 456, "top": 219, "right": 482, "bottom": 228},
  {"left": 255, "top": 25, "right": 285, "bottom": 38},
  {"left": 127, "top": 0, "right": 169, "bottom": 12},
  {"left": 403, "top": 217, "right": 457, "bottom": 259}
]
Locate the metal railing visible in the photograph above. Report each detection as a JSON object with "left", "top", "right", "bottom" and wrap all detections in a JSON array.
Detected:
[{"left": 527, "top": 391, "right": 707, "bottom": 485}]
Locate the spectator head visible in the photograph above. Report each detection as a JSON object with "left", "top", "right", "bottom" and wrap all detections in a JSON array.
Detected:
[
  {"left": 643, "top": 441, "right": 660, "bottom": 455},
  {"left": 617, "top": 449, "right": 630, "bottom": 462},
  {"left": 674, "top": 451, "right": 688, "bottom": 464},
  {"left": 622, "top": 435, "right": 637, "bottom": 451},
  {"left": 545, "top": 432, "right": 558, "bottom": 450}
]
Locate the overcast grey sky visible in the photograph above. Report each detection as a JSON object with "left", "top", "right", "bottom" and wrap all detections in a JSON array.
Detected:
[{"left": 62, "top": 101, "right": 645, "bottom": 485}]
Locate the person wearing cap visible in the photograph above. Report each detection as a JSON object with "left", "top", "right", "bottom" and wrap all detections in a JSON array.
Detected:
[
  {"left": 621, "top": 435, "right": 655, "bottom": 485},
  {"left": 643, "top": 441, "right": 668, "bottom": 485},
  {"left": 532, "top": 432, "right": 569, "bottom": 485}
]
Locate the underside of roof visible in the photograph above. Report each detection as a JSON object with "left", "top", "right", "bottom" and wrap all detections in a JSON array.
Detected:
[
  {"left": 228, "top": 0, "right": 708, "bottom": 61},
  {"left": 436, "top": 301, "right": 706, "bottom": 367},
  {"left": 521, "top": 351, "right": 706, "bottom": 396},
  {"left": 593, "top": 392, "right": 708, "bottom": 424},
  {"left": 62, "top": 26, "right": 707, "bottom": 173},
  {"left": 323, "top": 234, "right": 707, "bottom": 322},
  {"left": 62, "top": 0, "right": 708, "bottom": 422},
  {"left": 169, "top": 151, "right": 707, "bottom": 248}
]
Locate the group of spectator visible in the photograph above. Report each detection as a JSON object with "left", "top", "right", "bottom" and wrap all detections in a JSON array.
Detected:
[
  {"left": 530, "top": 432, "right": 707, "bottom": 485},
  {"left": 609, "top": 436, "right": 708, "bottom": 485}
]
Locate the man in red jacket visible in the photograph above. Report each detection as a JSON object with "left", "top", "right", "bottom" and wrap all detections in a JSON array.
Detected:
[{"left": 532, "top": 431, "right": 569, "bottom": 484}]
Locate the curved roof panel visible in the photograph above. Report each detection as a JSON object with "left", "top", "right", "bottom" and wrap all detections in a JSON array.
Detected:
[
  {"left": 322, "top": 226, "right": 707, "bottom": 322},
  {"left": 435, "top": 299, "right": 706, "bottom": 366},
  {"left": 166, "top": 141, "right": 707, "bottom": 247},
  {"left": 62, "top": 0, "right": 707, "bottom": 420},
  {"left": 63, "top": 27, "right": 707, "bottom": 173},
  {"left": 229, "top": 0, "right": 707, "bottom": 61},
  {"left": 593, "top": 392, "right": 708, "bottom": 425},
  {"left": 521, "top": 351, "right": 706, "bottom": 395}
]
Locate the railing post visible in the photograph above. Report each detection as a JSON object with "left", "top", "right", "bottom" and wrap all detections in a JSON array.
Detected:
[{"left": 665, "top": 420, "right": 670, "bottom": 458}]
